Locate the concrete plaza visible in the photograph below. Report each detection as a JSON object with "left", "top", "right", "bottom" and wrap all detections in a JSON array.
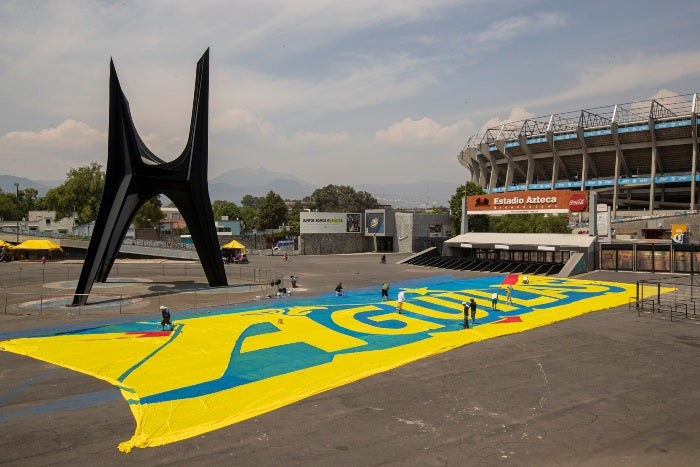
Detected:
[{"left": 1, "top": 254, "right": 700, "bottom": 466}]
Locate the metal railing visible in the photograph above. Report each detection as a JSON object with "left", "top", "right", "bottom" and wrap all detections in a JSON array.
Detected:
[
  {"left": 631, "top": 275, "right": 700, "bottom": 322},
  {"left": 0, "top": 263, "right": 295, "bottom": 316}
]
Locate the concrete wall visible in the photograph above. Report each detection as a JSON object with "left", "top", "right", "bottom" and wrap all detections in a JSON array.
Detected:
[
  {"left": 395, "top": 212, "right": 451, "bottom": 254},
  {"left": 299, "top": 234, "right": 370, "bottom": 255},
  {"left": 612, "top": 212, "right": 700, "bottom": 242},
  {"left": 395, "top": 213, "right": 413, "bottom": 253}
]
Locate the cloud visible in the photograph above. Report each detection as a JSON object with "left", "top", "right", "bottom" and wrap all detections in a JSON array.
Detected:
[
  {"left": 375, "top": 117, "right": 472, "bottom": 144},
  {"left": 0, "top": 119, "right": 105, "bottom": 150},
  {"left": 471, "top": 12, "right": 567, "bottom": 48},
  {"left": 0, "top": 120, "right": 107, "bottom": 180},
  {"left": 213, "top": 107, "right": 349, "bottom": 145},
  {"left": 479, "top": 107, "right": 535, "bottom": 133},
  {"left": 213, "top": 108, "right": 277, "bottom": 136},
  {"left": 520, "top": 51, "right": 700, "bottom": 111},
  {"left": 211, "top": 52, "right": 439, "bottom": 121}
]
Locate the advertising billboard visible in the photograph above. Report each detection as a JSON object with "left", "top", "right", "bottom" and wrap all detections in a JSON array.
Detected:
[
  {"left": 365, "top": 210, "right": 386, "bottom": 236},
  {"left": 466, "top": 189, "right": 587, "bottom": 214},
  {"left": 300, "top": 212, "right": 362, "bottom": 234},
  {"left": 672, "top": 224, "right": 688, "bottom": 244}
]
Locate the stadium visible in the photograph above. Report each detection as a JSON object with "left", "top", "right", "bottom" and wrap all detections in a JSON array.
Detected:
[{"left": 458, "top": 93, "right": 699, "bottom": 220}]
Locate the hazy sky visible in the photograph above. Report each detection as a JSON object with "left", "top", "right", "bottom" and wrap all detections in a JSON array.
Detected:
[{"left": 1, "top": 0, "right": 699, "bottom": 186}]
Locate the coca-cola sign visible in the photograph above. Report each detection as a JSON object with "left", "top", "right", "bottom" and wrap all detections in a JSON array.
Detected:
[{"left": 569, "top": 193, "right": 587, "bottom": 212}]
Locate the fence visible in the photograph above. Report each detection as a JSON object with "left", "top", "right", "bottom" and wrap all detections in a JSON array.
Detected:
[
  {"left": 0, "top": 263, "right": 293, "bottom": 316},
  {"left": 0, "top": 263, "right": 283, "bottom": 288},
  {"left": 630, "top": 274, "right": 700, "bottom": 322}
]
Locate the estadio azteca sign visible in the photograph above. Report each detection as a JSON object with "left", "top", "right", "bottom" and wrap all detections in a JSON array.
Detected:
[{"left": 466, "top": 189, "right": 588, "bottom": 214}]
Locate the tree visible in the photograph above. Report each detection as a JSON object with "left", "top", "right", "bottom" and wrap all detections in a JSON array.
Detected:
[
  {"left": 449, "top": 182, "right": 487, "bottom": 234},
  {"left": 257, "top": 191, "right": 288, "bottom": 230},
  {"left": 133, "top": 196, "right": 165, "bottom": 228},
  {"left": 490, "top": 214, "right": 569, "bottom": 233},
  {"left": 43, "top": 162, "right": 105, "bottom": 223},
  {"left": 0, "top": 190, "right": 17, "bottom": 221},
  {"left": 285, "top": 200, "right": 306, "bottom": 235},
  {"left": 308, "top": 184, "right": 380, "bottom": 212},
  {"left": 239, "top": 206, "right": 258, "bottom": 231},
  {"left": 241, "top": 194, "right": 263, "bottom": 209},
  {"left": 211, "top": 200, "right": 241, "bottom": 221},
  {"left": 0, "top": 187, "right": 39, "bottom": 221}
]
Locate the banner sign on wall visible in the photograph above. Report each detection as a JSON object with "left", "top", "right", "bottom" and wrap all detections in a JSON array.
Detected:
[
  {"left": 365, "top": 210, "right": 386, "bottom": 236},
  {"left": 672, "top": 224, "right": 688, "bottom": 244},
  {"left": 300, "top": 212, "right": 362, "bottom": 234},
  {"left": 466, "top": 189, "right": 588, "bottom": 215}
]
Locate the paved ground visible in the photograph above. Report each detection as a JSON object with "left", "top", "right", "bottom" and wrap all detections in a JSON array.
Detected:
[{"left": 2, "top": 253, "right": 700, "bottom": 466}]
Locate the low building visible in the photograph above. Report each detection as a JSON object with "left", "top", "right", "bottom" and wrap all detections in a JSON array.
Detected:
[
  {"left": 297, "top": 209, "right": 451, "bottom": 255},
  {"left": 0, "top": 210, "right": 76, "bottom": 236}
]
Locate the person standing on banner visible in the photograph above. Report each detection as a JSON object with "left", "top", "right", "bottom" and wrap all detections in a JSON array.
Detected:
[
  {"left": 381, "top": 282, "right": 390, "bottom": 300},
  {"left": 470, "top": 298, "right": 477, "bottom": 327},
  {"left": 396, "top": 290, "right": 406, "bottom": 314},
  {"left": 462, "top": 301, "right": 470, "bottom": 329},
  {"left": 491, "top": 291, "right": 498, "bottom": 310},
  {"left": 160, "top": 305, "right": 174, "bottom": 331},
  {"left": 506, "top": 285, "right": 512, "bottom": 305}
]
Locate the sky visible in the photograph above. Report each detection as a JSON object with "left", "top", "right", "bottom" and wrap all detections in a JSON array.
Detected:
[{"left": 1, "top": 0, "right": 700, "bottom": 187}]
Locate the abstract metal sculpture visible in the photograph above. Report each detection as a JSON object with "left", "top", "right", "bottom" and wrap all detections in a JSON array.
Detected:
[{"left": 72, "top": 49, "right": 227, "bottom": 306}]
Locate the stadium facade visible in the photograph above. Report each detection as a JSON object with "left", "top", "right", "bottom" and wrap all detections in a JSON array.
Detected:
[{"left": 458, "top": 93, "right": 699, "bottom": 220}]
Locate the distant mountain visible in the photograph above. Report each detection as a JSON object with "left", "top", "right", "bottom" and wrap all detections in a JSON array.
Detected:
[
  {"left": 209, "top": 169, "right": 456, "bottom": 207},
  {"left": 211, "top": 168, "right": 311, "bottom": 187},
  {"left": 1, "top": 168, "right": 458, "bottom": 208},
  {"left": 0, "top": 175, "right": 61, "bottom": 196},
  {"left": 209, "top": 168, "right": 317, "bottom": 202}
]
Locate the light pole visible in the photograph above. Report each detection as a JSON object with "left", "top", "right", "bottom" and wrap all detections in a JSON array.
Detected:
[{"left": 14, "top": 182, "right": 19, "bottom": 243}]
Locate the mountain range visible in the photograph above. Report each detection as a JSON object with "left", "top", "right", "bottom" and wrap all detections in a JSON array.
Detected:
[{"left": 1, "top": 168, "right": 458, "bottom": 208}]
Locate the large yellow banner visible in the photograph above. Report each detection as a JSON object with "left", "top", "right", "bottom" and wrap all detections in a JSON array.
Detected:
[{"left": 0, "top": 275, "right": 642, "bottom": 452}]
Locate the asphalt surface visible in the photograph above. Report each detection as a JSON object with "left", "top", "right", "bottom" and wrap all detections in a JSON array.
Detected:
[{"left": 2, "top": 254, "right": 700, "bottom": 466}]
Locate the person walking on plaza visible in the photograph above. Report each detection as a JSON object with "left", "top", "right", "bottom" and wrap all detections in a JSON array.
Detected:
[
  {"left": 462, "top": 301, "right": 470, "bottom": 329},
  {"left": 381, "top": 282, "right": 390, "bottom": 300},
  {"left": 470, "top": 298, "right": 477, "bottom": 327},
  {"left": 397, "top": 290, "right": 406, "bottom": 314},
  {"left": 335, "top": 282, "right": 345, "bottom": 296},
  {"left": 491, "top": 291, "right": 498, "bottom": 310},
  {"left": 160, "top": 305, "right": 174, "bottom": 331}
]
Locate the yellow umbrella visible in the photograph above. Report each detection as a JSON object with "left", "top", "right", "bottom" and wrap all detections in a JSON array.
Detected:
[
  {"left": 12, "top": 239, "right": 63, "bottom": 251},
  {"left": 221, "top": 240, "right": 247, "bottom": 254},
  {"left": 0, "top": 239, "right": 13, "bottom": 248}
]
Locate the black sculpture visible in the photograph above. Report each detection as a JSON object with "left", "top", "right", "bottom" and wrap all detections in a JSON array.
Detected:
[{"left": 72, "top": 49, "right": 227, "bottom": 306}]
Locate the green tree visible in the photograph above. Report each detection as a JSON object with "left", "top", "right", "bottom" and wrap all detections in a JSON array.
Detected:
[
  {"left": 0, "top": 187, "right": 39, "bottom": 221},
  {"left": 0, "top": 191, "right": 17, "bottom": 221},
  {"left": 241, "top": 194, "right": 263, "bottom": 209},
  {"left": 449, "top": 182, "right": 487, "bottom": 234},
  {"left": 43, "top": 162, "right": 105, "bottom": 223},
  {"left": 133, "top": 196, "right": 165, "bottom": 228},
  {"left": 239, "top": 206, "right": 258, "bottom": 231},
  {"left": 257, "top": 191, "right": 288, "bottom": 230},
  {"left": 211, "top": 200, "right": 241, "bottom": 220},
  {"left": 285, "top": 200, "right": 307, "bottom": 235},
  {"left": 426, "top": 206, "right": 449, "bottom": 215},
  {"left": 489, "top": 214, "right": 570, "bottom": 233},
  {"left": 308, "top": 184, "right": 379, "bottom": 212},
  {"left": 18, "top": 188, "right": 40, "bottom": 217}
]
